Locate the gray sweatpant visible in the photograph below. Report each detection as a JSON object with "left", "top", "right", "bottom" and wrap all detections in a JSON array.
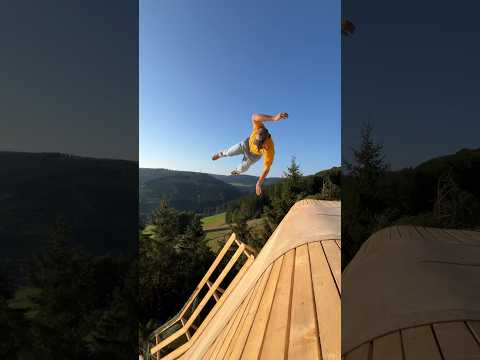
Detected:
[{"left": 219, "top": 138, "right": 261, "bottom": 173}]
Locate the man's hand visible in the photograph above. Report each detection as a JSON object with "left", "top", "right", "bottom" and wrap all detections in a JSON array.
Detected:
[
  {"left": 256, "top": 181, "right": 263, "bottom": 196},
  {"left": 273, "top": 112, "right": 288, "bottom": 122},
  {"left": 256, "top": 167, "right": 269, "bottom": 196}
]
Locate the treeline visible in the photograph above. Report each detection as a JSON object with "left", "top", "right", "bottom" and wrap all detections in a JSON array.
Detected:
[
  {"left": 342, "top": 124, "right": 480, "bottom": 269},
  {"left": 226, "top": 158, "right": 341, "bottom": 251},
  {"left": 138, "top": 201, "right": 215, "bottom": 357},
  {"left": 0, "top": 219, "right": 137, "bottom": 359}
]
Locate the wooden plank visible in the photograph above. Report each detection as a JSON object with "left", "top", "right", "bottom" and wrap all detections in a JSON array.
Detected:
[
  {"left": 224, "top": 265, "right": 273, "bottom": 359},
  {"left": 204, "top": 292, "right": 248, "bottom": 360},
  {"left": 210, "top": 281, "right": 258, "bottom": 360},
  {"left": 345, "top": 343, "right": 371, "bottom": 360},
  {"left": 240, "top": 256, "right": 284, "bottom": 359},
  {"left": 308, "top": 241, "right": 341, "bottom": 360},
  {"left": 186, "top": 255, "right": 254, "bottom": 357},
  {"left": 401, "top": 325, "right": 442, "bottom": 360},
  {"left": 151, "top": 243, "right": 245, "bottom": 354},
  {"left": 322, "top": 240, "right": 341, "bottom": 294},
  {"left": 467, "top": 321, "right": 480, "bottom": 345},
  {"left": 433, "top": 321, "right": 480, "bottom": 359},
  {"left": 372, "top": 331, "right": 403, "bottom": 360},
  {"left": 259, "top": 249, "right": 296, "bottom": 360},
  {"left": 288, "top": 244, "right": 321, "bottom": 360},
  {"left": 335, "top": 239, "right": 341, "bottom": 249}
]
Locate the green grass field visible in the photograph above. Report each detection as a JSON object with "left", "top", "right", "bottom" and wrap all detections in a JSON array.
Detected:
[
  {"left": 202, "top": 212, "right": 231, "bottom": 252},
  {"left": 201, "top": 212, "right": 227, "bottom": 230},
  {"left": 141, "top": 212, "right": 265, "bottom": 254},
  {"left": 201, "top": 212, "right": 265, "bottom": 253}
]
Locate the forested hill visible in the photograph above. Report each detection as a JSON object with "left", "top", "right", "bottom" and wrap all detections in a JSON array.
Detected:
[
  {"left": 209, "top": 173, "right": 282, "bottom": 189},
  {"left": 139, "top": 168, "right": 282, "bottom": 218},
  {"left": 140, "top": 169, "right": 243, "bottom": 218},
  {"left": 0, "top": 151, "right": 137, "bottom": 258}
]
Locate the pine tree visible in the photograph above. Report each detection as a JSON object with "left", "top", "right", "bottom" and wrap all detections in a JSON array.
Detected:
[
  {"left": 345, "top": 123, "right": 388, "bottom": 192},
  {"left": 343, "top": 123, "right": 389, "bottom": 268}
]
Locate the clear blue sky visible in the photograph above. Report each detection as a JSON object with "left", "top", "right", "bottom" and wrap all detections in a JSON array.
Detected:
[{"left": 140, "top": 0, "right": 340, "bottom": 177}]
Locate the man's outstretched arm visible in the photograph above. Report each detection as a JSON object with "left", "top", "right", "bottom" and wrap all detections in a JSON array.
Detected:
[
  {"left": 252, "top": 112, "right": 288, "bottom": 125},
  {"left": 256, "top": 166, "right": 270, "bottom": 196}
]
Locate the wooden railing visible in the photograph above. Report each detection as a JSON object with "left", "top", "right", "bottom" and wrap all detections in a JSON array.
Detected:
[{"left": 149, "top": 233, "right": 255, "bottom": 360}]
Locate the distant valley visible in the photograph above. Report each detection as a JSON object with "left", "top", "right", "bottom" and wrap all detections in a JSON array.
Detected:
[{"left": 139, "top": 168, "right": 282, "bottom": 219}]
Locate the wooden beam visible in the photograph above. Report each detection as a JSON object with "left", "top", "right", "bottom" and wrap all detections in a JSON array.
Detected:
[
  {"left": 150, "top": 243, "right": 246, "bottom": 355},
  {"left": 206, "top": 281, "right": 219, "bottom": 301},
  {"left": 180, "top": 318, "right": 191, "bottom": 340},
  {"left": 153, "top": 233, "right": 237, "bottom": 337}
]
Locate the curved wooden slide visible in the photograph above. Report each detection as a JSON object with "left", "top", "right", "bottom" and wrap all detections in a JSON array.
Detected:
[
  {"left": 151, "top": 199, "right": 341, "bottom": 360},
  {"left": 342, "top": 225, "right": 480, "bottom": 359}
]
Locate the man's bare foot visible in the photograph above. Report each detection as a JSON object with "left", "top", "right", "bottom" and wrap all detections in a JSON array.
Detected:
[
  {"left": 231, "top": 170, "right": 240, "bottom": 176},
  {"left": 212, "top": 153, "right": 221, "bottom": 161}
]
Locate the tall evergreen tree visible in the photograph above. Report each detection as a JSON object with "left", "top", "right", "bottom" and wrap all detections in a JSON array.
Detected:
[{"left": 343, "top": 123, "right": 389, "bottom": 268}]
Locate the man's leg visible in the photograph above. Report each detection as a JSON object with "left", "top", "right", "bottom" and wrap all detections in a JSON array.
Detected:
[
  {"left": 212, "top": 142, "right": 244, "bottom": 160},
  {"left": 231, "top": 156, "right": 260, "bottom": 175}
]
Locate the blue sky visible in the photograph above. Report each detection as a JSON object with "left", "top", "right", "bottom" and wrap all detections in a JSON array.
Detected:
[{"left": 140, "top": 0, "right": 340, "bottom": 177}]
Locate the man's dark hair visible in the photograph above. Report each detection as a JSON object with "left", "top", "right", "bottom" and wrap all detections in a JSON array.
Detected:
[{"left": 254, "top": 127, "right": 271, "bottom": 149}]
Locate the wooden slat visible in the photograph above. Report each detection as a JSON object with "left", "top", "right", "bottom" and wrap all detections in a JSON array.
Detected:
[
  {"left": 467, "top": 321, "right": 480, "bottom": 345},
  {"left": 434, "top": 321, "right": 480, "bottom": 359},
  {"left": 259, "top": 249, "right": 296, "bottom": 360},
  {"left": 448, "top": 229, "right": 480, "bottom": 246},
  {"left": 308, "top": 241, "right": 341, "bottom": 359},
  {"left": 372, "top": 331, "right": 403, "bottom": 360},
  {"left": 180, "top": 318, "right": 191, "bottom": 341},
  {"left": 177, "top": 233, "right": 236, "bottom": 319},
  {"left": 224, "top": 265, "right": 273, "bottom": 359},
  {"left": 204, "top": 288, "right": 254, "bottom": 360},
  {"left": 335, "top": 239, "right": 341, "bottom": 248},
  {"left": 322, "top": 240, "right": 341, "bottom": 294},
  {"left": 288, "top": 244, "right": 321, "bottom": 360},
  {"left": 210, "top": 278, "right": 260, "bottom": 360},
  {"left": 401, "top": 325, "right": 442, "bottom": 360},
  {"left": 240, "top": 256, "right": 284, "bottom": 359},
  {"left": 345, "top": 343, "right": 371, "bottom": 360},
  {"left": 151, "top": 243, "right": 246, "bottom": 355}
]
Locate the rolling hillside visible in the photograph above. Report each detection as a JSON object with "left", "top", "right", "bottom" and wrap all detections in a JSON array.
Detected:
[
  {"left": 140, "top": 169, "right": 242, "bottom": 218},
  {"left": 139, "top": 168, "right": 282, "bottom": 219},
  {"left": 209, "top": 173, "right": 282, "bottom": 191},
  {"left": 0, "top": 151, "right": 138, "bottom": 258}
]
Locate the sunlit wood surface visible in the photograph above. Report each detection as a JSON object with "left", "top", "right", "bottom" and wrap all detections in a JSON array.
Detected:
[{"left": 343, "top": 226, "right": 480, "bottom": 359}]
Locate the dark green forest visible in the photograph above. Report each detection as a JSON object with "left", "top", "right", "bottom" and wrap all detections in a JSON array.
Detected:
[
  {"left": 0, "top": 152, "right": 138, "bottom": 359},
  {"left": 342, "top": 124, "right": 480, "bottom": 269},
  {"left": 0, "top": 222, "right": 137, "bottom": 359}
]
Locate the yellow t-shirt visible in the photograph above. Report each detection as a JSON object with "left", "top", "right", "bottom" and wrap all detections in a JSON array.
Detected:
[{"left": 249, "top": 122, "right": 275, "bottom": 171}]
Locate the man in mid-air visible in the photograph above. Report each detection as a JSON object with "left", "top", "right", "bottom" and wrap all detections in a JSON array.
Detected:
[{"left": 212, "top": 112, "right": 288, "bottom": 196}]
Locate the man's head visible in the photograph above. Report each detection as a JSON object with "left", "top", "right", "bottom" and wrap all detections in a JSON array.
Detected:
[{"left": 253, "top": 127, "right": 271, "bottom": 149}]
